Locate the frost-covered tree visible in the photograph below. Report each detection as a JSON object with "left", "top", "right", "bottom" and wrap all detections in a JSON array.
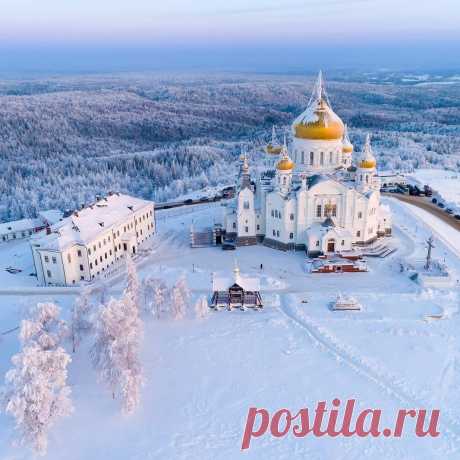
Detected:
[
  {"left": 141, "top": 277, "right": 170, "bottom": 319},
  {"left": 1, "top": 303, "right": 73, "bottom": 455},
  {"left": 125, "top": 254, "right": 140, "bottom": 307},
  {"left": 70, "top": 288, "right": 93, "bottom": 352},
  {"left": 171, "top": 277, "right": 191, "bottom": 320},
  {"left": 91, "top": 293, "right": 143, "bottom": 414},
  {"left": 153, "top": 281, "right": 170, "bottom": 319},
  {"left": 194, "top": 296, "right": 209, "bottom": 319}
]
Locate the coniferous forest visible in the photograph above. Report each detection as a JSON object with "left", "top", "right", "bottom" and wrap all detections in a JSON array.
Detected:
[{"left": 1, "top": 71, "right": 460, "bottom": 221}]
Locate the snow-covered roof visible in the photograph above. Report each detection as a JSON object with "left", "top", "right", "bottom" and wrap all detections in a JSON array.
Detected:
[
  {"left": 0, "top": 217, "right": 42, "bottom": 235},
  {"left": 31, "top": 193, "right": 154, "bottom": 251},
  {"left": 38, "top": 209, "right": 64, "bottom": 225},
  {"left": 307, "top": 221, "right": 352, "bottom": 239},
  {"left": 213, "top": 275, "right": 260, "bottom": 292}
]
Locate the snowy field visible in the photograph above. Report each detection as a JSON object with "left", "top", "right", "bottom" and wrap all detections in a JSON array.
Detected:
[
  {"left": 1, "top": 200, "right": 460, "bottom": 459},
  {"left": 410, "top": 169, "right": 460, "bottom": 209}
]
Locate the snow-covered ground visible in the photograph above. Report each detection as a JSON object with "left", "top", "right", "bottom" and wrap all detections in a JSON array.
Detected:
[
  {"left": 410, "top": 169, "right": 460, "bottom": 209},
  {"left": 1, "top": 199, "right": 460, "bottom": 459}
]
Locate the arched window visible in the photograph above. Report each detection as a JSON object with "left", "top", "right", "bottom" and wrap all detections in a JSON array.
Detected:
[
  {"left": 310, "top": 152, "right": 314, "bottom": 165},
  {"left": 320, "top": 152, "right": 324, "bottom": 166},
  {"left": 366, "top": 175, "right": 369, "bottom": 183},
  {"left": 329, "top": 151, "right": 333, "bottom": 163},
  {"left": 243, "top": 200, "right": 250, "bottom": 209},
  {"left": 283, "top": 177, "right": 287, "bottom": 185}
]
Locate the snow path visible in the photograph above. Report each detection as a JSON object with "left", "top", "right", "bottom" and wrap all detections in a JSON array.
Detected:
[
  {"left": 278, "top": 293, "right": 460, "bottom": 445},
  {"left": 400, "top": 202, "right": 460, "bottom": 258}
]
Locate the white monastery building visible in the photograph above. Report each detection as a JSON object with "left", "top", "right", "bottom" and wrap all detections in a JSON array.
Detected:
[
  {"left": 31, "top": 192, "right": 155, "bottom": 286},
  {"left": 0, "top": 209, "right": 63, "bottom": 243},
  {"left": 224, "top": 72, "right": 392, "bottom": 255}
]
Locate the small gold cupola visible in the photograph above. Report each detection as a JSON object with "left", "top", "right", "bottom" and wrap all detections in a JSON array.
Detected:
[
  {"left": 342, "top": 124, "right": 354, "bottom": 154},
  {"left": 266, "top": 125, "right": 282, "bottom": 155},
  {"left": 276, "top": 136, "right": 295, "bottom": 171},
  {"left": 358, "top": 134, "right": 376, "bottom": 169}
]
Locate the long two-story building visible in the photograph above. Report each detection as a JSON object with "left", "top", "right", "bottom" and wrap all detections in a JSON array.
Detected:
[{"left": 30, "top": 192, "right": 155, "bottom": 286}]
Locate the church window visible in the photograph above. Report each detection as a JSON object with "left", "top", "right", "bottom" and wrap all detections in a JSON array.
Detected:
[
  {"left": 245, "top": 226, "right": 249, "bottom": 233},
  {"left": 316, "top": 240, "right": 320, "bottom": 247},
  {"left": 310, "top": 152, "right": 314, "bottom": 165},
  {"left": 302, "top": 152, "right": 306, "bottom": 164},
  {"left": 289, "top": 233, "right": 294, "bottom": 239},
  {"left": 257, "top": 225, "right": 260, "bottom": 231},
  {"left": 77, "top": 250, "right": 82, "bottom": 257},
  {"left": 316, "top": 205, "right": 322, "bottom": 218},
  {"left": 290, "top": 213, "right": 294, "bottom": 221},
  {"left": 279, "top": 212, "right": 282, "bottom": 219},
  {"left": 273, "top": 230, "right": 276, "bottom": 236},
  {"left": 320, "top": 152, "right": 324, "bottom": 166},
  {"left": 67, "top": 254, "right": 71, "bottom": 264},
  {"left": 271, "top": 210, "right": 274, "bottom": 217},
  {"left": 243, "top": 201, "right": 250, "bottom": 209},
  {"left": 356, "top": 231, "right": 361, "bottom": 237},
  {"left": 329, "top": 152, "right": 333, "bottom": 163},
  {"left": 283, "top": 177, "right": 287, "bottom": 185},
  {"left": 358, "top": 212, "right": 362, "bottom": 219},
  {"left": 44, "top": 256, "right": 49, "bottom": 263},
  {"left": 332, "top": 205, "right": 337, "bottom": 217},
  {"left": 341, "top": 240, "right": 345, "bottom": 246},
  {"left": 366, "top": 175, "right": 369, "bottom": 183},
  {"left": 52, "top": 257, "right": 57, "bottom": 264},
  {"left": 277, "top": 230, "right": 280, "bottom": 237},
  {"left": 233, "top": 222, "right": 236, "bottom": 229},
  {"left": 274, "top": 210, "right": 278, "bottom": 218},
  {"left": 47, "top": 270, "right": 51, "bottom": 278}
]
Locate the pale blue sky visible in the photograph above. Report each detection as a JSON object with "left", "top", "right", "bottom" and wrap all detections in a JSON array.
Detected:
[
  {"left": 2, "top": 0, "right": 459, "bottom": 45},
  {"left": 0, "top": 0, "right": 459, "bottom": 73}
]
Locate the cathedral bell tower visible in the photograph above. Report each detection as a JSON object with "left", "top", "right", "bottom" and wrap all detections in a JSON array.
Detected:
[
  {"left": 239, "top": 151, "right": 251, "bottom": 190},
  {"left": 356, "top": 134, "right": 377, "bottom": 193},
  {"left": 276, "top": 136, "right": 295, "bottom": 196}
]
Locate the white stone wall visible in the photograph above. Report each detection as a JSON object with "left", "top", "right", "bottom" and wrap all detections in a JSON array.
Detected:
[
  {"left": 237, "top": 188, "right": 256, "bottom": 238},
  {"left": 266, "top": 194, "right": 297, "bottom": 244},
  {"left": 292, "top": 138, "right": 343, "bottom": 174},
  {"left": 32, "top": 203, "right": 155, "bottom": 286}
]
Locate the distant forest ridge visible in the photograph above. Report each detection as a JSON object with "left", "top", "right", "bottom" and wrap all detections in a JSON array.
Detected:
[{"left": 1, "top": 72, "right": 460, "bottom": 221}]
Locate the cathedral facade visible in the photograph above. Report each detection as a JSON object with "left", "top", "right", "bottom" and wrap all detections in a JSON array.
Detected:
[{"left": 224, "top": 72, "right": 392, "bottom": 256}]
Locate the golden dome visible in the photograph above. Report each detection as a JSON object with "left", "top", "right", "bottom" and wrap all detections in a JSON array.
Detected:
[
  {"left": 292, "top": 71, "right": 345, "bottom": 141},
  {"left": 342, "top": 144, "right": 353, "bottom": 154},
  {"left": 293, "top": 99, "right": 344, "bottom": 141},
  {"left": 342, "top": 124, "right": 353, "bottom": 154},
  {"left": 359, "top": 159, "right": 376, "bottom": 169},
  {"left": 266, "top": 144, "right": 282, "bottom": 155},
  {"left": 358, "top": 134, "right": 376, "bottom": 169},
  {"left": 277, "top": 158, "right": 295, "bottom": 171}
]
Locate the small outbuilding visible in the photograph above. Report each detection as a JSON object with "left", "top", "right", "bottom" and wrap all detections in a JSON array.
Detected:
[{"left": 211, "top": 264, "right": 262, "bottom": 310}]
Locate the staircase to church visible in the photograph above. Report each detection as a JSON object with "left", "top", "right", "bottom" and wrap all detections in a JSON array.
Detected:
[{"left": 190, "top": 227, "right": 214, "bottom": 248}]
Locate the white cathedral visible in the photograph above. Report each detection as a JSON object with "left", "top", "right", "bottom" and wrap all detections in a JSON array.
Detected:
[{"left": 224, "top": 72, "right": 392, "bottom": 256}]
